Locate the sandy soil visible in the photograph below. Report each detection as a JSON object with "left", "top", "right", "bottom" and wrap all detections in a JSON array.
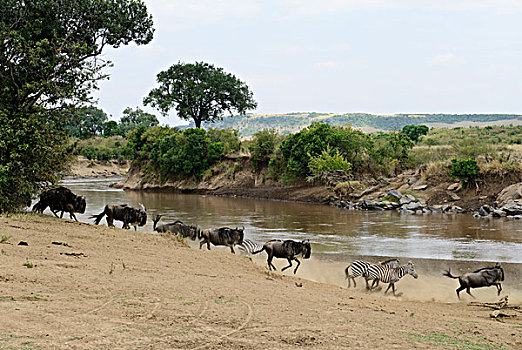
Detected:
[
  {"left": 0, "top": 215, "right": 520, "bottom": 349},
  {"left": 66, "top": 157, "right": 129, "bottom": 179}
]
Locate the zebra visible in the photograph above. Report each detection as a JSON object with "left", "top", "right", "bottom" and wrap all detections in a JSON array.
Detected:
[
  {"left": 237, "top": 239, "right": 264, "bottom": 255},
  {"left": 345, "top": 258, "right": 400, "bottom": 289},
  {"left": 367, "top": 261, "right": 418, "bottom": 295}
]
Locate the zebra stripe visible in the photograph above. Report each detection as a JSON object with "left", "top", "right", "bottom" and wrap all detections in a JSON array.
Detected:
[
  {"left": 345, "top": 258, "right": 399, "bottom": 289},
  {"left": 367, "top": 261, "right": 418, "bottom": 295},
  {"left": 237, "top": 239, "right": 263, "bottom": 255}
]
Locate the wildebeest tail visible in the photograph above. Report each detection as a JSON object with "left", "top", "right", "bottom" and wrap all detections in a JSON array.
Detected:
[
  {"left": 90, "top": 211, "right": 106, "bottom": 225},
  {"left": 344, "top": 265, "right": 351, "bottom": 279},
  {"left": 443, "top": 269, "right": 458, "bottom": 279},
  {"left": 251, "top": 246, "right": 265, "bottom": 255}
]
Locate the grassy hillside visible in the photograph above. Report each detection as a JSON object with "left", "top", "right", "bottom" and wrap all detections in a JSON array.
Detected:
[{"left": 188, "top": 112, "right": 522, "bottom": 136}]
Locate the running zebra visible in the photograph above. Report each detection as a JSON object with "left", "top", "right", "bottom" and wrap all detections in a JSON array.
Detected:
[
  {"left": 345, "top": 258, "right": 400, "bottom": 289},
  {"left": 367, "top": 261, "right": 418, "bottom": 295},
  {"left": 237, "top": 239, "right": 264, "bottom": 255}
]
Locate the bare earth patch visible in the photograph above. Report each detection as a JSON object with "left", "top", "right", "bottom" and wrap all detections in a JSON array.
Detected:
[{"left": 0, "top": 215, "right": 520, "bottom": 349}]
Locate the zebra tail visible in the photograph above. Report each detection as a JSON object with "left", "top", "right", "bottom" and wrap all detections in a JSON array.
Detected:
[
  {"left": 443, "top": 269, "right": 458, "bottom": 279},
  {"left": 90, "top": 211, "right": 105, "bottom": 225}
]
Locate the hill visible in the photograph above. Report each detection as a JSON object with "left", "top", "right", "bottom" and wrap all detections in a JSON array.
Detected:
[{"left": 186, "top": 112, "right": 522, "bottom": 136}]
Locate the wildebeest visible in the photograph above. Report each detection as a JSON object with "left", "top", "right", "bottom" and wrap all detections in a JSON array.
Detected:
[
  {"left": 32, "top": 186, "right": 86, "bottom": 222},
  {"left": 443, "top": 264, "right": 505, "bottom": 299},
  {"left": 252, "top": 239, "right": 312, "bottom": 274},
  {"left": 91, "top": 203, "right": 147, "bottom": 230},
  {"left": 198, "top": 226, "right": 244, "bottom": 253},
  {"left": 152, "top": 215, "right": 200, "bottom": 240},
  {"left": 345, "top": 258, "right": 401, "bottom": 289}
]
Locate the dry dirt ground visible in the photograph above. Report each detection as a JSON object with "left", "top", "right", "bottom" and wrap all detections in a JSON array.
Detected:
[
  {"left": 0, "top": 215, "right": 520, "bottom": 350},
  {"left": 66, "top": 157, "right": 129, "bottom": 179}
]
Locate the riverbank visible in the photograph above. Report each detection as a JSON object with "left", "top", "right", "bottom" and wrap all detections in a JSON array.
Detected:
[{"left": 0, "top": 215, "right": 520, "bottom": 349}]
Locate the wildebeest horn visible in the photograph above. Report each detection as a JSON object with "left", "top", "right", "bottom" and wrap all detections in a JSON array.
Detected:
[{"left": 138, "top": 203, "right": 146, "bottom": 211}]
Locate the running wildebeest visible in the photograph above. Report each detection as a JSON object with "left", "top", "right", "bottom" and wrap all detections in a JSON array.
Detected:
[
  {"left": 32, "top": 186, "right": 86, "bottom": 221},
  {"left": 345, "top": 258, "right": 401, "bottom": 289},
  {"left": 152, "top": 215, "right": 200, "bottom": 240},
  {"left": 91, "top": 203, "right": 147, "bottom": 230},
  {"left": 198, "top": 226, "right": 244, "bottom": 253},
  {"left": 443, "top": 263, "right": 505, "bottom": 299},
  {"left": 252, "top": 239, "right": 311, "bottom": 274}
]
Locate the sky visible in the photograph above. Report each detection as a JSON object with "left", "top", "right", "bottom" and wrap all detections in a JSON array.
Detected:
[{"left": 93, "top": 0, "right": 522, "bottom": 126}]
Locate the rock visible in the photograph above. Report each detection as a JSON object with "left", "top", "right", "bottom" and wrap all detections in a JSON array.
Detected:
[
  {"left": 413, "top": 184, "right": 428, "bottom": 191},
  {"left": 497, "top": 183, "right": 522, "bottom": 206},
  {"left": 405, "top": 202, "right": 423, "bottom": 211},
  {"left": 478, "top": 205, "right": 492, "bottom": 216},
  {"left": 447, "top": 183, "right": 462, "bottom": 191},
  {"left": 500, "top": 200, "right": 522, "bottom": 215},
  {"left": 400, "top": 194, "right": 416, "bottom": 205},
  {"left": 491, "top": 210, "right": 506, "bottom": 217},
  {"left": 387, "top": 190, "right": 402, "bottom": 200},
  {"left": 448, "top": 192, "right": 460, "bottom": 201},
  {"left": 408, "top": 177, "right": 417, "bottom": 186}
]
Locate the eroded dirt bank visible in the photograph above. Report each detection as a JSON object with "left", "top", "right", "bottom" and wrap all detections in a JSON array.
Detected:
[{"left": 0, "top": 215, "right": 520, "bottom": 349}]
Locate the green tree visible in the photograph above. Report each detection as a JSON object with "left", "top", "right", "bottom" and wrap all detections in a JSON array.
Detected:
[
  {"left": 119, "top": 107, "right": 159, "bottom": 134},
  {"left": 0, "top": 0, "right": 154, "bottom": 212},
  {"left": 103, "top": 120, "right": 122, "bottom": 137},
  {"left": 402, "top": 125, "right": 429, "bottom": 142},
  {"left": 249, "top": 129, "right": 280, "bottom": 172},
  {"left": 64, "top": 106, "right": 109, "bottom": 139},
  {"left": 144, "top": 61, "right": 257, "bottom": 128}
]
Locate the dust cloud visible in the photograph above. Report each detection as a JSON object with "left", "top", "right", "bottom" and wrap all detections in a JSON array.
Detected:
[{"left": 246, "top": 253, "right": 522, "bottom": 304}]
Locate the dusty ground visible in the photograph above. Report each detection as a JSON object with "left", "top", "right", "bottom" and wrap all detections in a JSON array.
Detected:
[{"left": 0, "top": 215, "right": 520, "bottom": 349}]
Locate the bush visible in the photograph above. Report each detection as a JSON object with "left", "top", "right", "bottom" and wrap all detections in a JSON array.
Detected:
[
  {"left": 308, "top": 146, "right": 352, "bottom": 173},
  {"left": 249, "top": 129, "right": 280, "bottom": 172},
  {"left": 450, "top": 158, "right": 480, "bottom": 185}
]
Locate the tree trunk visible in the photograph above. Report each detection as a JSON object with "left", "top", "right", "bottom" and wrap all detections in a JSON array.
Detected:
[{"left": 194, "top": 119, "right": 202, "bottom": 128}]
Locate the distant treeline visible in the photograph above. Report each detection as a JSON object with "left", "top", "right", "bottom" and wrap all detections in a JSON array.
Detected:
[{"left": 189, "top": 113, "right": 522, "bottom": 136}]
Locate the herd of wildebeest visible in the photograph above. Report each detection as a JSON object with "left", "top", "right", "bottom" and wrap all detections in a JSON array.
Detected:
[{"left": 32, "top": 186, "right": 507, "bottom": 299}]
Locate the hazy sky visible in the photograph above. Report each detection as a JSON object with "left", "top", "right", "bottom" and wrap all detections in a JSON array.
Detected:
[{"left": 93, "top": 0, "right": 522, "bottom": 126}]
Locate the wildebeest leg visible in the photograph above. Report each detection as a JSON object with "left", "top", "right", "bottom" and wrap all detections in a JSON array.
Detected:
[
  {"left": 466, "top": 287, "right": 475, "bottom": 298},
  {"left": 496, "top": 283, "right": 502, "bottom": 295},
  {"left": 267, "top": 253, "right": 276, "bottom": 271},
  {"left": 292, "top": 258, "right": 301, "bottom": 274},
  {"left": 456, "top": 286, "right": 465, "bottom": 299},
  {"left": 51, "top": 210, "right": 60, "bottom": 218},
  {"left": 281, "top": 258, "right": 293, "bottom": 272},
  {"left": 70, "top": 212, "right": 78, "bottom": 222},
  {"left": 59, "top": 211, "right": 64, "bottom": 218},
  {"left": 199, "top": 239, "right": 205, "bottom": 249},
  {"left": 229, "top": 245, "right": 235, "bottom": 254}
]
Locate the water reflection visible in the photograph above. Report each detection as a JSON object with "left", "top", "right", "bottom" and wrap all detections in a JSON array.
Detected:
[{"left": 54, "top": 178, "right": 522, "bottom": 263}]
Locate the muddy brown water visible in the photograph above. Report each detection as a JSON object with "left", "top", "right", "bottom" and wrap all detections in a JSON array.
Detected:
[{"left": 58, "top": 178, "right": 521, "bottom": 262}]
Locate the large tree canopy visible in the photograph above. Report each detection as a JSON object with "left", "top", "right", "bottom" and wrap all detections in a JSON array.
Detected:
[
  {"left": 144, "top": 61, "right": 257, "bottom": 128},
  {"left": 119, "top": 107, "right": 159, "bottom": 134},
  {"left": 0, "top": 0, "right": 154, "bottom": 212}
]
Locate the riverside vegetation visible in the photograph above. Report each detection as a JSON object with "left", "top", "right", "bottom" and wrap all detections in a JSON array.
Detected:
[{"left": 109, "top": 122, "right": 522, "bottom": 215}]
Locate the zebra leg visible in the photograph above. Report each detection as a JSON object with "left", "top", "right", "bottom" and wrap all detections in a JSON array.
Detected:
[
  {"left": 369, "top": 278, "right": 379, "bottom": 291},
  {"left": 292, "top": 258, "right": 301, "bottom": 274},
  {"left": 384, "top": 283, "right": 394, "bottom": 294},
  {"left": 281, "top": 258, "right": 293, "bottom": 272}
]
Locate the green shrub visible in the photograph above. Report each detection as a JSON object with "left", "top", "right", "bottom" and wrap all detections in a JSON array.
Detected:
[
  {"left": 249, "top": 129, "right": 280, "bottom": 172},
  {"left": 450, "top": 158, "right": 480, "bottom": 185},
  {"left": 308, "top": 146, "right": 352, "bottom": 173}
]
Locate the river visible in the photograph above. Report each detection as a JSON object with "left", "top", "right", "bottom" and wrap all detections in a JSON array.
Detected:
[{"left": 53, "top": 177, "right": 522, "bottom": 264}]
